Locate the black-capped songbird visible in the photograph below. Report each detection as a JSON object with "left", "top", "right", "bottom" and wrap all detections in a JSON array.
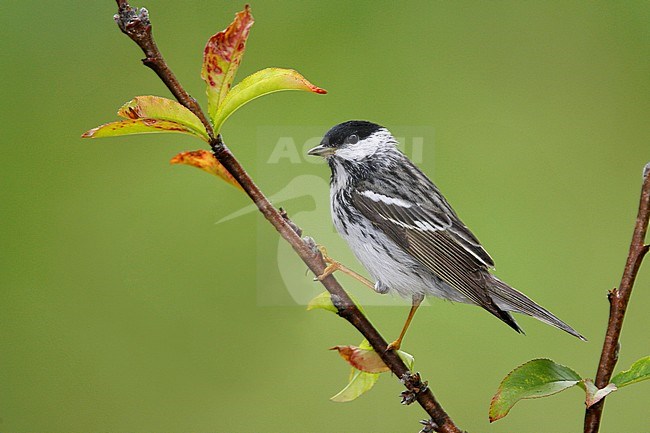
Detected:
[{"left": 308, "top": 120, "right": 585, "bottom": 350}]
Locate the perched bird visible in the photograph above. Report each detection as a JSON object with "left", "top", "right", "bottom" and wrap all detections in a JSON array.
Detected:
[{"left": 308, "top": 120, "right": 585, "bottom": 350}]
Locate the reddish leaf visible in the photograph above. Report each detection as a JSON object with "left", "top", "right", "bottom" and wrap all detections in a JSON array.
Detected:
[
  {"left": 170, "top": 150, "right": 242, "bottom": 190},
  {"left": 330, "top": 345, "right": 390, "bottom": 374},
  {"left": 202, "top": 5, "right": 254, "bottom": 121}
]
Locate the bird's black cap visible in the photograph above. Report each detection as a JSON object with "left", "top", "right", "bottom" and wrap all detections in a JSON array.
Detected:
[{"left": 321, "top": 120, "right": 382, "bottom": 148}]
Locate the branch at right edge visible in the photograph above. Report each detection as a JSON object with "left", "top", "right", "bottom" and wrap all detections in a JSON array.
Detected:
[{"left": 584, "top": 162, "right": 650, "bottom": 433}]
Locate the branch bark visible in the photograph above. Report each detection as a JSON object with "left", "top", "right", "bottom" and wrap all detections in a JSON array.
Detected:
[
  {"left": 113, "top": 2, "right": 462, "bottom": 432},
  {"left": 584, "top": 163, "right": 650, "bottom": 433}
]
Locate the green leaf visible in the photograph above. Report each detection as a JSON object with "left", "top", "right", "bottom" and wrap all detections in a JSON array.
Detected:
[
  {"left": 397, "top": 349, "right": 415, "bottom": 371},
  {"left": 81, "top": 118, "right": 205, "bottom": 140},
  {"left": 212, "top": 67, "right": 326, "bottom": 133},
  {"left": 306, "top": 290, "right": 368, "bottom": 315},
  {"left": 611, "top": 356, "right": 650, "bottom": 388},
  {"left": 201, "top": 5, "right": 254, "bottom": 121},
  {"left": 306, "top": 291, "right": 337, "bottom": 313},
  {"left": 358, "top": 338, "right": 373, "bottom": 351},
  {"left": 117, "top": 96, "right": 208, "bottom": 141},
  {"left": 330, "top": 369, "right": 380, "bottom": 403},
  {"left": 170, "top": 150, "right": 242, "bottom": 190},
  {"left": 489, "top": 359, "right": 582, "bottom": 422}
]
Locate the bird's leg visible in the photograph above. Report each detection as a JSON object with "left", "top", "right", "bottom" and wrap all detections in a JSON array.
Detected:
[
  {"left": 387, "top": 294, "right": 424, "bottom": 351},
  {"left": 314, "top": 245, "right": 375, "bottom": 290}
]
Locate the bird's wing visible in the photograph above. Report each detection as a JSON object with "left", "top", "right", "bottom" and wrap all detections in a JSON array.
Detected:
[{"left": 351, "top": 187, "right": 512, "bottom": 320}]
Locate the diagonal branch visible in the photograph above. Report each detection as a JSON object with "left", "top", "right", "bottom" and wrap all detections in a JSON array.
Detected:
[
  {"left": 113, "top": 2, "right": 462, "bottom": 432},
  {"left": 584, "top": 163, "right": 650, "bottom": 433}
]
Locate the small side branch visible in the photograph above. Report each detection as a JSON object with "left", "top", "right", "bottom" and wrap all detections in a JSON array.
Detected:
[
  {"left": 584, "top": 163, "right": 650, "bottom": 433},
  {"left": 113, "top": 2, "right": 462, "bottom": 432}
]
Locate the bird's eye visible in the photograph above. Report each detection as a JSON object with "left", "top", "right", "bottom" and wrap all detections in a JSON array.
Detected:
[{"left": 346, "top": 134, "right": 359, "bottom": 145}]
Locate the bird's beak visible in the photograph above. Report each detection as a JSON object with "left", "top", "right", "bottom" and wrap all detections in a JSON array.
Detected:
[{"left": 307, "top": 144, "right": 335, "bottom": 157}]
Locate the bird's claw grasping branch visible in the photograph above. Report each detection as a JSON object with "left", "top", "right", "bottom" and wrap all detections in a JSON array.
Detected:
[{"left": 314, "top": 245, "right": 375, "bottom": 290}]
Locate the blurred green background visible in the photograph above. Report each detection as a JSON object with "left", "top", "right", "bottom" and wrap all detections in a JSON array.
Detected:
[{"left": 1, "top": 1, "right": 648, "bottom": 432}]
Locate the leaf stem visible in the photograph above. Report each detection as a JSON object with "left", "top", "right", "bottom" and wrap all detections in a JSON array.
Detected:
[
  {"left": 583, "top": 163, "right": 650, "bottom": 433},
  {"left": 113, "top": 2, "right": 462, "bottom": 432}
]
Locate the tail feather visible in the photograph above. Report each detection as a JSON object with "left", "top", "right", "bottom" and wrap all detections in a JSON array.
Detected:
[
  {"left": 488, "top": 276, "right": 586, "bottom": 341},
  {"left": 488, "top": 301, "right": 524, "bottom": 335}
]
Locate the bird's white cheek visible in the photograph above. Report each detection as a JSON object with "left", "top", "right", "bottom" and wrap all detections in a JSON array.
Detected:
[{"left": 334, "top": 143, "right": 377, "bottom": 161}]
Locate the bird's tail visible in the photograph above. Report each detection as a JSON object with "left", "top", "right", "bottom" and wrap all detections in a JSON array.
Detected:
[{"left": 488, "top": 276, "right": 586, "bottom": 341}]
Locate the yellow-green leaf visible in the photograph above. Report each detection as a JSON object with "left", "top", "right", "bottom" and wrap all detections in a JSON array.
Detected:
[
  {"left": 117, "top": 96, "right": 208, "bottom": 141},
  {"left": 82, "top": 118, "right": 203, "bottom": 139},
  {"left": 306, "top": 291, "right": 337, "bottom": 313},
  {"left": 212, "top": 67, "right": 326, "bottom": 133},
  {"left": 358, "top": 339, "right": 373, "bottom": 351},
  {"left": 170, "top": 150, "right": 242, "bottom": 190},
  {"left": 330, "top": 370, "right": 380, "bottom": 403},
  {"left": 202, "top": 5, "right": 254, "bottom": 122}
]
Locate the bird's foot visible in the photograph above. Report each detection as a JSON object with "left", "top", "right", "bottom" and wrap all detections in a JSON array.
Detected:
[
  {"left": 386, "top": 339, "right": 402, "bottom": 351},
  {"left": 313, "top": 245, "right": 374, "bottom": 290},
  {"left": 316, "top": 261, "right": 340, "bottom": 281},
  {"left": 314, "top": 245, "right": 342, "bottom": 281}
]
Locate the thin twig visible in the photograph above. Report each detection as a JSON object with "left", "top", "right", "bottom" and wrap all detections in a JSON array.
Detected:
[
  {"left": 114, "top": 1, "right": 215, "bottom": 140},
  {"left": 112, "top": 2, "right": 462, "bottom": 432},
  {"left": 584, "top": 163, "right": 650, "bottom": 433}
]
